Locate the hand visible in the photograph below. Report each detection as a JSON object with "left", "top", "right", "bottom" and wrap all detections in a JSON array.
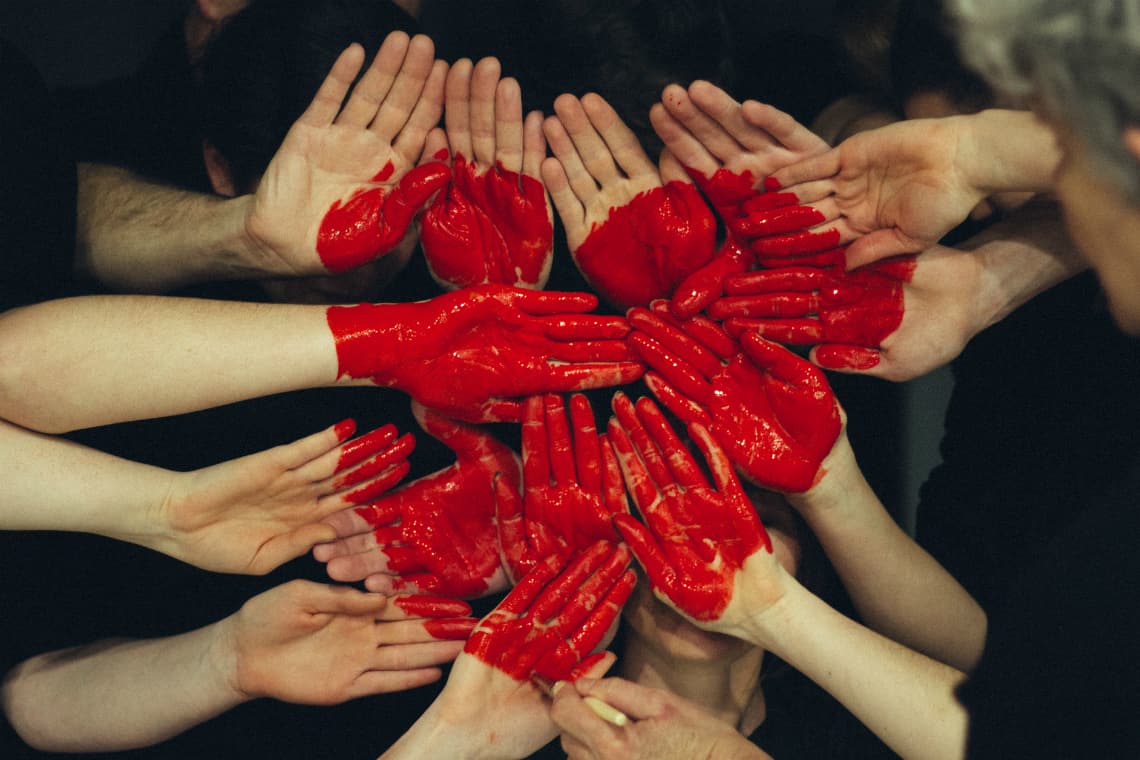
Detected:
[
  {"left": 496, "top": 393, "right": 630, "bottom": 583},
  {"left": 219, "top": 581, "right": 477, "bottom": 705},
  {"left": 418, "top": 57, "right": 554, "bottom": 290},
  {"left": 388, "top": 543, "right": 634, "bottom": 759},
  {"left": 710, "top": 250, "right": 916, "bottom": 375},
  {"left": 770, "top": 116, "right": 988, "bottom": 269},
  {"left": 244, "top": 32, "right": 450, "bottom": 275},
  {"left": 552, "top": 677, "right": 773, "bottom": 760},
  {"left": 315, "top": 402, "right": 519, "bottom": 598},
  {"left": 542, "top": 93, "right": 716, "bottom": 310},
  {"left": 326, "top": 284, "right": 645, "bottom": 423},
  {"left": 650, "top": 81, "right": 839, "bottom": 315},
  {"left": 627, "top": 301, "right": 842, "bottom": 493},
  {"left": 162, "top": 419, "right": 413, "bottom": 574},
  {"left": 607, "top": 393, "right": 784, "bottom": 629}
]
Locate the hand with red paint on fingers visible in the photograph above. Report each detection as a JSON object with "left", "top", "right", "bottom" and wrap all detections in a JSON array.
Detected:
[
  {"left": 649, "top": 81, "right": 841, "bottom": 315},
  {"left": 709, "top": 250, "right": 917, "bottom": 375},
  {"left": 382, "top": 542, "right": 636, "bottom": 760},
  {"left": 326, "top": 284, "right": 645, "bottom": 423},
  {"left": 551, "top": 677, "right": 773, "bottom": 760},
  {"left": 418, "top": 57, "right": 554, "bottom": 290},
  {"left": 541, "top": 92, "right": 716, "bottom": 310},
  {"left": 315, "top": 402, "right": 520, "bottom": 599},
  {"left": 627, "top": 301, "right": 842, "bottom": 493},
  {"left": 769, "top": 110, "right": 1060, "bottom": 270},
  {"left": 159, "top": 419, "right": 414, "bottom": 574},
  {"left": 243, "top": 31, "right": 450, "bottom": 276},
  {"left": 496, "top": 394, "right": 630, "bottom": 583},
  {"left": 607, "top": 393, "right": 790, "bottom": 634}
]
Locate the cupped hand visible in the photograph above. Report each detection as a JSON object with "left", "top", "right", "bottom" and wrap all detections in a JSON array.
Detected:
[
  {"left": 418, "top": 57, "right": 554, "bottom": 290},
  {"left": 314, "top": 402, "right": 520, "bottom": 598},
  {"left": 244, "top": 32, "right": 450, "bottom": 275},
  {"left": 163, "top": 419, "right": 413, "bottom": 574},
  {"left": 542, "top": 92, "right": 716, "bottom": 310},
  {"left": 627, "top": 301, "right": 842, "bottom": 493},
  {"left": 496, "top": 393, "right": 629, "bottom": 583},
  {"left": 326, "top": 284, "right": 645, "bottom": 423}
]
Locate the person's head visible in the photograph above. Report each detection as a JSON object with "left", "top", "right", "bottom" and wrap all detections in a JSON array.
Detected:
[
  {"left": 197, "top": 0, "right": 420, "bottom": 302},
  {"left": 952, "top": 0, "right": 1140, "bottom": 332}
]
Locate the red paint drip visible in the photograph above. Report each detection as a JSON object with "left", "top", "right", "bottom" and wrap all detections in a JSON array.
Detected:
[{"left": 573, "top": 181, "right": 715, "bottom": 309}]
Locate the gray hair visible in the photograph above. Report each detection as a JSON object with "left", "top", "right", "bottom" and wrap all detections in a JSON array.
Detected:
[{"left": 951, "top": 0, "right": 1140, "bottom": 203}]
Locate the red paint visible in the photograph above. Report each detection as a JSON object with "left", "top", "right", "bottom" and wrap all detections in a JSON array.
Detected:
[
  {"left": 335, "top": 424, "right": 398, "bottom": 472},
  {"left": 713, "top": 253, "right": 915, "bottom": 351},
  {"left": 424, "top": 617, "right": 479, "bottom": 640},
  {"left": 751, "top": 227, "right": 841, "bottom": 259},
  {"left": 669, "top": 237, "right": 754, "bottom": 319},
  {"left": 316, "top": 161, "right": 450, "bottom": 273},
  {"left": 464, "top": 542, "right": 635, "bottom": 681},
  {"left": 814, "top": 345, "right": 881, "bottom": 370},
  {"left": 351, "top": 404, "right": 521, "bottom": 598},
  {"left": 333, "top": 419, "right": 357, "bottom": 442},
  {"left": 572, "top": 181, "right": 716, "bottom": 310},
  {"left": 627, "top": 309, "right": 841, "bottom": 493},
  {"left": 393, "top": 595, "right": 473, "bottom": 618},
  {"left": 607, "top": 394, "right": 771, "bottom": 621},
  {"left": 420, "top": 153, "right": 554, "bottom": 289},
  {"left": 496, "top": 394, "right": 628, "bottom": 583},
  {"left": 325, "top": 285, "right": 645, "bottom": 423}
]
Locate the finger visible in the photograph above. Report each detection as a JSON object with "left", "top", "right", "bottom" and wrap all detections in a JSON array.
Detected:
[
  {"left": 393, "top": 58, "right": 449, "bottom": 165},
  {"left": 261, "top": 523, "right": 338, "bottom": 570},
  {"left": 708, "top": 293, "right": 818, "bottom": 320},
  {"left": 326, "top": 546, "right": 408, "bottom": 582},
  {"left": 494, "top": 470, "right": 529, "bottom": 580},
  {"left": 468, "top": 57, "right": 501, "bottom": 167},
  {"left": 610, "top": 393, "right": 675, "bottom": 502},
  {"left": 508, "top": 286, "right": 600, "bottom": 315},
  {"left": 522, "top": 110, "right": 547, "bottom": 180},
  {"left": 494, "top": 76, "right": 525, "bottom": 174},
  {"left": 668, "top": 237, "right": 755, "bottom": 319},
  {"left": 369, "top": 34, "right": 437, "bottom": 141},
  {"left": 580, "top": 92, "right": 656, "bottom": 179},
  {"left": 613, "top": 513, "right": 678, "bottom": 595},
  {"left": 522, "top": 393, "right": 551, "bottom": 485},
  {"left": 740, "top": 98, "right": 830, "bottom": 156},
  {"left": 554, "top": 93, "right": 623, "bottom": 187},
  {"left": 306, "top": 583, "right": 390, "bottom": 616},
  {"left": 769, "top": 146, "right": 842, "bottom": 189},
  {"left": 412, "top": 401, "right": 502, "bottom": 459},
  {"left": 569, "top": 394, "right": 602, "bottom": 494},
  {"left": 420, "top": 126, "right": 450, "bottom": 165},
  {"left": 665, "top": 80, "right": 746, "bottom": 166},
  {"left": 544, "top": 393, "right": 577, "bottom": 487},
  {"left": 330, "top": 459, "right": 411, "bottom": 507},
  {"left": 653, "top": 87, "right": 717, "bottom": 178},
  {"left": 539, "top": 313, "right": 631, "bottom": 340},
  {"left": 751, "top": 227, "right": 843, "bottom": 261},
  {"left": 725, "top": 316, "right": 823, "bottom": 344},
  {"left": 845, "top": 228, "right": 927, "bottom": 269},
  {"left": 686, "top": 422, "right": 757, "bottom": 528},
  {"left": 628, "top": 306, "right": 723, "bottom": 380},
  {"left": 533, "top": 565, "right": 635, "bottom": 681},
  {"left": 332, "top": 423, "right": 400, "bottom": 471},
  {"left": 740, "top": 331, "right": 828, "bottom": 387},
  {"left": 443, "top": 58, "right": 474, "bottom": 158},
  {"left": 530, "top": 542, "right": 625, "bottom": 625},
  {"left": 538, "top": 361, "right": 647, "bottom": 393},
  {"left": 628, "top": 332, "right": 714, "bottom": 407},
  {"left": 575, "top": 676, "right": 672, "bottom": 721},
  {"left": 389, "top": 594, "right": 472, "bottom": 619},
  {"left": 544, "top": 109, "right": 601, "bottom": 206},
  {"left": 811, "top": 343, "right": 883, "bottom": 373},
  {"left": 372, "top": 640, "right": 469, "bottom": 671},
  {"left": 542, "top": 154, "right": 587, "bottom": 249},
  {"left": 723, "top": 266, "right": 826, "bottom": 296},
  {"left": 346, "top": 667, "right": 444, "bottom": 698},
  {"left": 657, "top": 147, "right": 692, "bottom": 185},
  {"left": 363, "top": 573, "right": 438, "bottom": 595},
  {"left": 606, "top": 412, "right": 658, "bottom": 514},
  {"left": 634, "top": 396, "right": 709, "bottom": 491},
  {"left": 598, "top": 433, "right": 631, "bottom": 515},
  {"left": 335, "top": 34, "right": 408, "bottom": 128},
  {"left": 642, "top": 371, "right": 711, "bottom": 429},
  {"left": 298, "top": 44, "right": 366, "bottom": 128}
]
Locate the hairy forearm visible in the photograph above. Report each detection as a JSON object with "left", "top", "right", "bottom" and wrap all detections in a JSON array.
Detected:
[
  {"left": 960, "top": 198, "right": 1085, "bottom": 332},
  {"left": 742, "top": 577, "right": 969, "bottom": 760},
  {"left": 959, "top": 110, "right": 1061, "bottom": 196},
  {"left": 0, "top": 420, "right": 171, "bottom": 543},
  {"left": 790, "top": 435, "right": 987, "bottom": 671},
  {"left": 75, "top": 163, "right": 269, "bottom": 292},
  {"left": 2, "top": 624, "right": 243, "bottom": 752},
  {"left": 0, "top": 295, "right": 341, "bottom": 432}
]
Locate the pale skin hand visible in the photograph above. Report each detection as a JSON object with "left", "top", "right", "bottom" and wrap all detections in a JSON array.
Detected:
[
  {"left": 244, "top": 32, "right": 448, "bottom": 275},
  {"left": 542, "top": 92, "right": 669, "bottom": 252},
  {"left": 157, "top": 421, "right": 412, "bottom": 574},
  {"left": 552, "top": 677, "right": 773, "bottom": 760}
]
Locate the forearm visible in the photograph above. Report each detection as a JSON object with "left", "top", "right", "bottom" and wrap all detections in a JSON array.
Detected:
[
  {"left": 959, "top": 110, "right": 1061, "bottom": 196},
  {"left": 960, "top": 198, "right": 1086, "bottom": 333},
  {"left": 75, "top": 163, "right": 269, "bottom": 292},
  {"left": 2, "top": 624, "right": 244, "bottom": 752},
  {"left": 0, "top": 420, "right": 172, "bottom": 544},
  {"left": 0, "top": 295, "right": 341, "bottom": 432},
  {"left": 741, "top": 577, "right": 969, "bottom": 760},
  {"left": 789, "top": 435, "right": 986, "bottom": 671}
]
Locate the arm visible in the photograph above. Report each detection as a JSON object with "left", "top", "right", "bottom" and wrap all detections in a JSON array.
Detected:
[
  {"left": 418, "top": 56, "right": 554, "bottom": 290},
  {"left": 0, "top": 286, "right": 641, "bottom": 432},
  {"left": 2, "top": 581, "right": 475, "bottom": 753},
  {"left": 1, "top": 417, "right": 411, "bottom": 573},
  {"left": 772, "top": 109, "right": 1062, "bottom": 268},
  {"left": 76, "top": 34, "right": 448, "bottom": 292}
]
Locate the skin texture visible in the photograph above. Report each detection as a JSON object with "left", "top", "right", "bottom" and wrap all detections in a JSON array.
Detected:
[
  {"left": 381, "top": 543, "right": 634, "bottom": 759},
  {"left": 325, "top": 284, "right": 645, "bottom": 423},
  {"left": 607, "top": 393, "right": 773, "bottom": 621},
  {"left": 419, "top": 57, "right": 553, "bottom": 290},
  {"left": 627, "top": 301, "right": 842, "bottom": 493},
  {"left": 649, "top": 81, "right": 834, "bottom": 316},
  {"left": 710, "top": 249, "right": 916, "bottom": 372},
  {"left": 315, "top": 402, "right": 521, "bottom": 599},
  {"left": 496, "top": 393, "right": 630, "bottom": 583},
  {"left": 542, "top": 93, "right": 716, "bottom": 310},
  {"left": 246, "top": 32, "right": 450, "bottom": 276}
]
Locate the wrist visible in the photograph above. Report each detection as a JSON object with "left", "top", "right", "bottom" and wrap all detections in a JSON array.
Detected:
[
  {"left": 382, "top": 697, "right": 500, "bottom": 760},
  {"left": 325, "top": 301, "right": 412, "bottom": 385},
  {"left": 787, "top": 430, "right": 864, "bottom": 518},
  {"left": 961, "top": 110, "right": 1060, "bottom": 195},
  {"left": 206, "top": 612, "right": 258, "bottom": 705}
]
